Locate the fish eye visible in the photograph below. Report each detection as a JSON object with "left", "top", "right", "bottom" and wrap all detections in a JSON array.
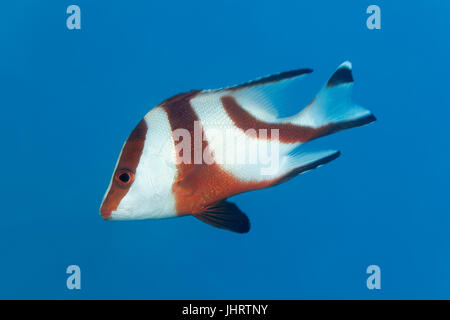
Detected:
[
  {"left": 119, "top": 173, "right": 130, "bottom": 183},
  {"left": 115, "top": 169, "right": 134, "bottom": 185}
]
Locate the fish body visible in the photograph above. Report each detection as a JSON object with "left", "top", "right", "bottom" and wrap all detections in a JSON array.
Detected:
[{"left": 100, "top": 62, "right": 375, "bottom": 233}]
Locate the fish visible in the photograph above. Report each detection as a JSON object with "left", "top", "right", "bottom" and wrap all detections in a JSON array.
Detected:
[{"left": 99, "top": 61, "right": 375, "bottom": 233}]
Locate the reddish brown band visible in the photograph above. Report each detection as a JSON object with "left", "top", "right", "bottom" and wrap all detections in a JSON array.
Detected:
[
  {"left": 221, "top": 95, "right": 375, "bottom": 143},
  {"left": 100, "top": 119, "right": 148, "bottom": 218}
]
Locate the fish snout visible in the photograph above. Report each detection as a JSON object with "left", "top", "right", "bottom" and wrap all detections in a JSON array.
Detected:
[{"left": 99, "top": 205, "right": 112, "bottom": 220}]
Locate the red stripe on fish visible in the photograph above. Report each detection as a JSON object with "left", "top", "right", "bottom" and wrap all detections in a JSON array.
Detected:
[
  {"left": 221, "top": 95, "right": 369, "bottom": 143},
  {"left": 100, "top": 119, "right": 148, "bottom": 219}
]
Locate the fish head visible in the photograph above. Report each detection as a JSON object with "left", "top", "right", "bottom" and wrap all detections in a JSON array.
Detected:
[{"left": 100, "top": 116, "right": 175, "bottom": 220}]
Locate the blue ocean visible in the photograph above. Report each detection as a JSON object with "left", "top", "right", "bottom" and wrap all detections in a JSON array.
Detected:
[{"left": 1, "top": 0, "right": 449, "bottom": 299}]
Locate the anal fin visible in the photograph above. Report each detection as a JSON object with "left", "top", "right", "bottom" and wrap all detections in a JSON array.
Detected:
[
  {"left": 273, "top": 149, "right": 340, "bottom": 186},
  {"left": 193, "top": 200, "right": 250, "bottom": 234}
]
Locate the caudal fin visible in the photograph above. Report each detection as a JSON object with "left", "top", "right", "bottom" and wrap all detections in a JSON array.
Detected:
[{"left": 290, "top": 61, "right": 376, "bottom": 141}]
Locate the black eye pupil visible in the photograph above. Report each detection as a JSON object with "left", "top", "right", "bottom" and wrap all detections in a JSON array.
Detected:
[{"left": 119, "top": 173, "right": 130, "bottom": 183}]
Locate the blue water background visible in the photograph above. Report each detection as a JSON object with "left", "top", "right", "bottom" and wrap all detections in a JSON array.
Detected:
[{"left": 0, "top": 0, "right": 449, "bottom": 299}]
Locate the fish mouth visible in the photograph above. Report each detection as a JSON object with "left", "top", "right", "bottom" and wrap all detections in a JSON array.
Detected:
[
  {"left": 101, "top": 213, "right": 112, "bottom": 220},
  {"left": 99, "top": 206, "right": 112, "bottom": 220}
]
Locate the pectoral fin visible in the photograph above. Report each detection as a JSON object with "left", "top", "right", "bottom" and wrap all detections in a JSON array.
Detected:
[{"left": 193, "top": 200, "right": 250, "bottom": 233}]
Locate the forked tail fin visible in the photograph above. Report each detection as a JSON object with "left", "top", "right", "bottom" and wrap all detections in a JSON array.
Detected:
[{"left": 290, "top": 61, "right": 376, "bottom": 141}]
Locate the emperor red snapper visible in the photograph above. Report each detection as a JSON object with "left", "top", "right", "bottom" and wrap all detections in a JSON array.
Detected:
[{"left": 100, "top": 61, "right": 375, "bottom": 233}]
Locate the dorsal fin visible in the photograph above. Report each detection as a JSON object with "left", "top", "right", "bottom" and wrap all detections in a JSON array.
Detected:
[
  {"left": 208, "top": 68, "right": 313, "bottom": 92},
  {"left": 197, "top": 68, "right": 313, "bottom": 122},
  {"left": 229, "top": 68, "right": 313, "bottom": 90}
]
